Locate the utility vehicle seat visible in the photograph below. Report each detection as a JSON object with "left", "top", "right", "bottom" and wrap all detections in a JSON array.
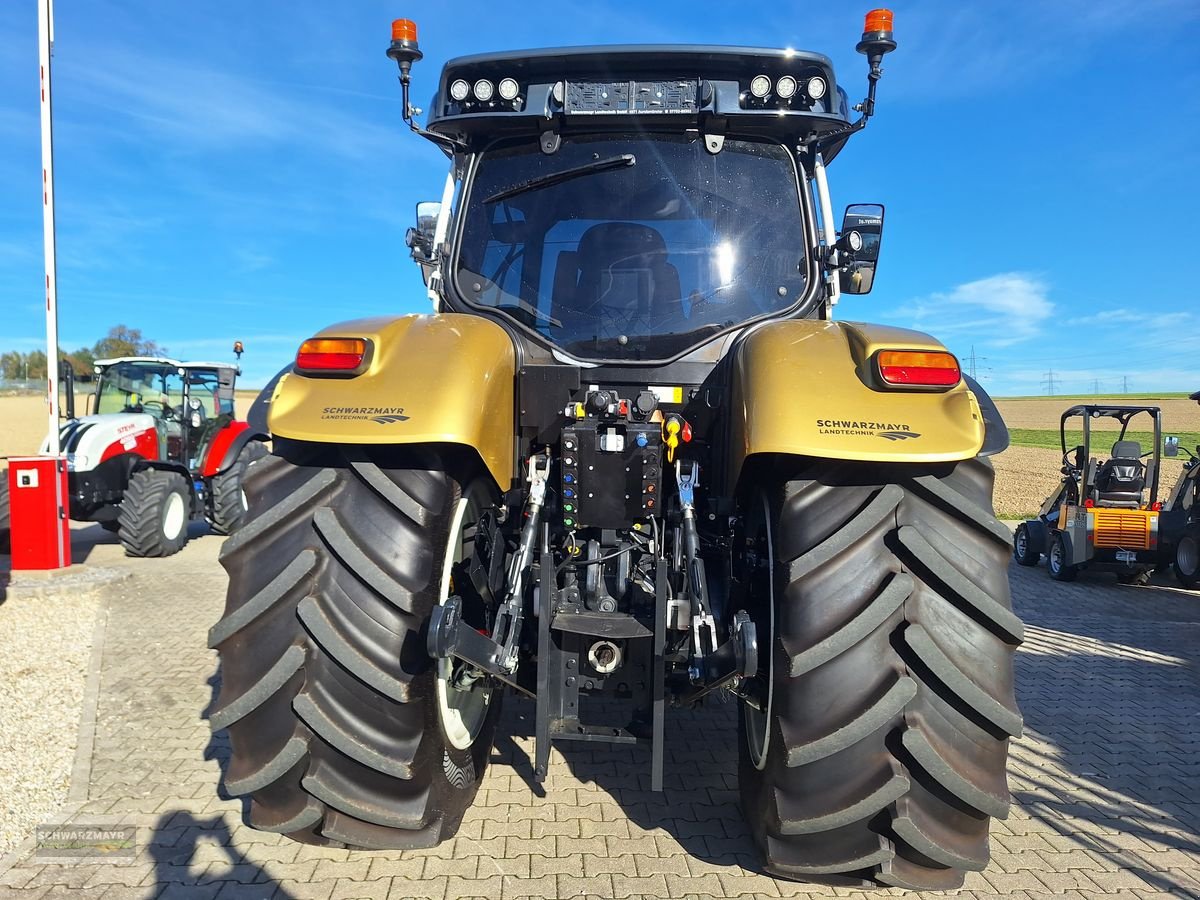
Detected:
[
  {"left": 1094, "top": 440, "right": 1146, "bottom": 507},
  {"left": 553, "top": 223, "right": 681, "bottom": 336}
]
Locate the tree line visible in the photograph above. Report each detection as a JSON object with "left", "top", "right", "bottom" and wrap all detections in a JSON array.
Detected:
[{"left": 0, "top": 326, "right": 164, "bottom": 381}]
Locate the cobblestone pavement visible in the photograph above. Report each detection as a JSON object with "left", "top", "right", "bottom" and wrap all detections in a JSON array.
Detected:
[{"left": 1, "top": 529, "right": 1198, "bottom": 899}]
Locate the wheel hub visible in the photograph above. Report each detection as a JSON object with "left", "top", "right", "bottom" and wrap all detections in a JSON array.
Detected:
[
  {"left": 162, "top": 491, "right": 186, "bottom": 541},
  {"left": 1180, "top": 536, "right": 1199, "bottom": 575},
  {"left": 741, "top": 492, "right": 775, "bottom": 771},
  {"left": 435, "top": 493, "right": 494, "bottom": 751}
]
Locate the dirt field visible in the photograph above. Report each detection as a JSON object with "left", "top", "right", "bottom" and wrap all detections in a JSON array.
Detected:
[
  {"left": 2, "top": 392, "right": 1195, "bottom": 519},
  {"left": 0, "top": 395, "right": 53, "bottom": 460},
  {"left": 996, "top": 396, "right": 1200, "bottom": 433}
]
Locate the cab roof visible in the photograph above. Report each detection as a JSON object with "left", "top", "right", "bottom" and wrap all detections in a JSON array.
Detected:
[
  {"left": 427, "top": 44, "right": 855, "bottom": 159},
  {"left": 94, "top": 356, "right": 240, "bottom": 375},
  {"left": 1060, "top": 404, "right": 1162, "bottom": 419}
]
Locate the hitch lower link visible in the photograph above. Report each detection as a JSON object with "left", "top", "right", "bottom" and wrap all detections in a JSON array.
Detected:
[
  {"left": 428, "top": 454, "right": 550, "bottom": 682},
  {"left": 674, "top": 459, "right": 757, "bottom": 696}
]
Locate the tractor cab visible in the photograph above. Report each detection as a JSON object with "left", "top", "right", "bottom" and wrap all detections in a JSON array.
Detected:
[
  {"left": 91, "top": 357, "right": 239, "bottom": 470},
  {"left": 1015, "top": 404, "right": 1165, "bottom": 582},
  {"left": 401, "top": 43, "right": 889, "bottom": 366},
  {"left": 1061, "top": 405, "right": 1162, "bottom": 510}
]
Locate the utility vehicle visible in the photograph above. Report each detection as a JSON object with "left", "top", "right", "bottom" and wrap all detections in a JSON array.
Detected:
[
  {"left": 1161, "top": 390, "right": 1200, "bottom": 587},
  {"left": 0, "top": 353, "right": 266, "bottom": 557},
  {"left": 1014, "top": 404, "right": 1165, "bottom": 584},
  {"left": 211, "top": 12, "right": 1021, "bottom": 889}
]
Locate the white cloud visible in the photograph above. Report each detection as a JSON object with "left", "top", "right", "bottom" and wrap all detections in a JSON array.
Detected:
[{"left": 900, "top": 273, "right": 1054, "bottom": 347}]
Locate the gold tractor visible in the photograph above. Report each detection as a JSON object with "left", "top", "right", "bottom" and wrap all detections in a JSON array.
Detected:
[{"left": 210, "top": 11, "right": 1022, "bottom": 890}]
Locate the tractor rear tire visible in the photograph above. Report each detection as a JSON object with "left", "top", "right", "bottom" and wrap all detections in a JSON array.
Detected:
[
  {"left": 737, "top": 457, "right": 1023, "bottom": 890},
  {"left": 117, "top": 468, "right": 191, "bottom": 557},
  {"left": 209, "top": 444, "right": 501, "bottom": 850},
  {"left": 209, "top": 441, "right": 267, "bottom": 535},
  {"left": 1012, "top": 522, "right": 1040, "bottom": 566},
  {"left": 1175, "top": 526, "right": 1200, "bottom": 588}
]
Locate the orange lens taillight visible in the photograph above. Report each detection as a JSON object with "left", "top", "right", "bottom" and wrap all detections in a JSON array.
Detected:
[
  {"left": 863, "top": 9, "right": 894, "bottom": 33},
  {"left": 877, "top": 350, "right": 960, "bottom": 387},
  {"left": 296, "top": 338, "right": 367, "bottom": 372},
  {"left": 391, "top": 18, "right": 418, "bottom": 43}
]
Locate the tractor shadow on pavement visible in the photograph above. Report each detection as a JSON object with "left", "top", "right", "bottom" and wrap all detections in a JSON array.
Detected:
[
  {"left": 66, "top": 519, "right": 214, "bottom": 564},
  {"left": 201, "top": 667, "right": 251, "bottom": 817},
  {"left": 147, "top": 810, "right": 294, "bottom": 899},
  {"left": 138, "top": 669, "right": 292, "bottom": 898},
  {"left": 1007, "top": 562, "right": 1200, "bottom": 896},
  {"left": 497, "top": 695, "right": 760, "bottom": 872}
]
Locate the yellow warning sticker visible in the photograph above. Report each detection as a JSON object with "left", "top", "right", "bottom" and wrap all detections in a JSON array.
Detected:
[{"left": 649, "top": 385, "right": 683, "bottom": 404}]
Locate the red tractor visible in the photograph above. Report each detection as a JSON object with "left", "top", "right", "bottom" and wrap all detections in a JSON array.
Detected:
[{"left": 1, "top": 355, "right": 267, "bottom": 557}]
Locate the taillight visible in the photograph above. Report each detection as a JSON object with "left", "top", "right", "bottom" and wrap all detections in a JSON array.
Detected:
[
  {"left": 295, "top": 338, "right": 369, "bottom": 373},
  {"left": 876, "top": 350, "right": 961, "bottom": 388}
]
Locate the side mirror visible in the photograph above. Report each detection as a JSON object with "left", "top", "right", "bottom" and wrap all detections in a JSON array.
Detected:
[
  {"left": 405, "top": 200, "right": 441, "bottom": 265},
  {"left": 59, "top": 358, "right": 76, "bottom": 420},
  {"left": 837, "top": 203, "right": 884, "bottom": 295},
  {"left": 1165, "top": 435, "right": 1180, "bottom": 457}
]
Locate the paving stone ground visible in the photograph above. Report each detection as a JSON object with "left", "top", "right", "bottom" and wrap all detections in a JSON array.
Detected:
[{"left": 0, "top": 525, "right": 1198, "bottom": 899}]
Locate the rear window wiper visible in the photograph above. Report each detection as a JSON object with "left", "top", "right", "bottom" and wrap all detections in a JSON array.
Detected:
[{"left": 484, "top": 154, "right": 636, "bottom": 205}]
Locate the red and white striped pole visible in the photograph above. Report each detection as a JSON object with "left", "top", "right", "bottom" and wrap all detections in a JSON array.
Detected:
[{"left": 38, "top": 0, "right": 61, "bottom": 456}]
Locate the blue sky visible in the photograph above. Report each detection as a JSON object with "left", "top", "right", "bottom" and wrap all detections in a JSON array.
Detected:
[{"left": 1, "top": 0, "right": 1197, "bottom": 394}]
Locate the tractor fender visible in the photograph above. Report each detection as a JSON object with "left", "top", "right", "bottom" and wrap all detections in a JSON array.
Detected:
[
  {"left": 267, "top": 314, "right": 516, "bottom": 489},
  {"left": 729, "top": 319, "right": 991, "bottom": 486},
  {"left": 247, "top": 364, "right": 292, "bottom": 435},
  {"left": 1058, "top": 529, "right": 1081, "bottom": 566},
  {"left": 965, "top": 374, "right": 1009, "bottom": 456},
  {"left": 204, "top": 421, "right": 269, "bottom": 477},
  {"left": 136, "top": 459, "right": 193, "bottom": 482},
  {"left": 1023, "top": 518, "right": 1049, "bottom": 556},
  {"left": 127, "top": 459, "right": 199, "bottom": 517}
]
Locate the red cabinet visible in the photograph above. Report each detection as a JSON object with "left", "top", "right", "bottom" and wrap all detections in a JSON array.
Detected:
[{"left": 7, "top": 456, "right": 71, "bottom": 570}]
